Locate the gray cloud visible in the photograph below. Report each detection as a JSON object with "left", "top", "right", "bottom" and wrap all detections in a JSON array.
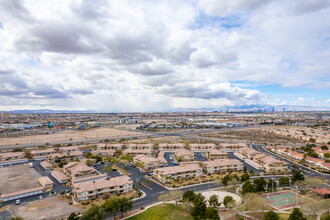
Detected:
[
  {"left": 70, "top": 0, "right": 107, "bottom": 21},
  {"left": 157, "top": 83, "right": 261, "bottom": 101},
  {"left": 32, "top": 87, "right": 68, "bottom": 99},
  {"left": 198, "top": 0, "right": 274, "bottom": 16},
  {"left": 15, "top": 22, "right": 101, "bottom": 54},
  {"left": 292, "top": 0, "right": 330, "bottom": 14},
  {"left": 0, "top": 0, "right": 34, "bottom": 22},
  {"left": 71, "top": 88, "right": 94, "bottom": 95},
  {"left": 0, "top": 69, "right": 15, "bottom": 75}
]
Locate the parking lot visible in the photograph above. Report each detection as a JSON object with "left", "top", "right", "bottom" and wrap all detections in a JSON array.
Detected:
[
  {"left": 163, "top": 152, "right": 178, "bottom": 166},
  {"left": 94, "top": 162, "right": 123, "bottom": 178},
  {"left": 11, "top": 196, "right": 83, "bottom": 220},
  {"left": 194, "top": 151, "right": 208, "bottom": 161},
  {"left": 0, "top": 164, "right": 43, "bottom": 194}
]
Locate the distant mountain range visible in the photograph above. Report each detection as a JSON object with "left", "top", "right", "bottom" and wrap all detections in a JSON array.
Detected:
[{"left": 1, "top": 105, "right": 330, "bottom": 114}]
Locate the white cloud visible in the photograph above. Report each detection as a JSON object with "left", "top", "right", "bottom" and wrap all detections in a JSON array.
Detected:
[{"left": 0, "top": 0, "right": 329, "bottom": 111}]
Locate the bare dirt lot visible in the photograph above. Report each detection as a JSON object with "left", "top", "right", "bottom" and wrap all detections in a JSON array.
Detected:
[
  {"left": 11, "top": 196, "right": 83, "bottom": 220},
  {"left": 0, "top": 127, "right": 144, "bottom": 147},
  {"left": 200, "top": 128, "right": 304, "bottom": 146},
  {"left": 0, "top": 164, "right": 42, "bottom": 194}
]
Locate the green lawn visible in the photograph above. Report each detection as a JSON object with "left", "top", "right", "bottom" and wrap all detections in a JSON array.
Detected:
[{"left": 127, "top": 204, "right": 193, "bottom": 220}]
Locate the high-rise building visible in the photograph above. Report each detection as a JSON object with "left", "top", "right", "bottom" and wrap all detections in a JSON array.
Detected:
[{"left": 1, "top": 112, "right": 10, "bottom": 119}]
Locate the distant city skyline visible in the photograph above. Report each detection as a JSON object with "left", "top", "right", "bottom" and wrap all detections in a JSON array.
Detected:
[{"left": 0, "top": 0, "right": 329, "bottom": 112}]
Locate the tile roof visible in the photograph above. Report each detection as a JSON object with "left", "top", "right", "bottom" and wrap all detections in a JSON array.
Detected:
[
  {"left": 155, "top": 164, "right": 202, "bottom": 175},
  {"left": 51, "top": 170, "right": 69, "bottom": 181},
  {"left": 38, "top": 176, "right": 54, "bottom": 186},
  {"left": 202, "top": 159, "right": 242, "bottom": 168}
]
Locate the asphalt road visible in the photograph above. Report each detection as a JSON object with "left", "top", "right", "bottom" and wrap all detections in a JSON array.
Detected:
[
  {"left": 250, "top": 144, "right": 330, "bottom": 177},
  {"left": 163, "top": 152, "right": 178, "bottom": 166},
  {"left": 194, "top": 151, "right": 208, "bottom": 161}
]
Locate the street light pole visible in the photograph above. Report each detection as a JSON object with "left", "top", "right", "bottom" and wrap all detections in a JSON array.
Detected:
[{"left": 295, "top": 186, "right": 298, "bottom": 206}]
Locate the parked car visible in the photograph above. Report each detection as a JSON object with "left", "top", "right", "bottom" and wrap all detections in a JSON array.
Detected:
[
  {"left": 39, "top": 195, "right": 43, "bottom": 200},
  {"left": 100, "top": 162, "right": 104, "bottom": 164},
  {"left": 50, "top": 191, "right": 56, "bottom": 195},
  {"left": 112, "top": 169, "right": 117, "bottom": 171},
  {"left": 65, "top": 189, "right": 71, "bottom": 193},
  {"left": 119, "top": 172, "right": 124, "bottom": 176},
  {"left": 15, "top": 199, "right": 20, "bottom": 205}
]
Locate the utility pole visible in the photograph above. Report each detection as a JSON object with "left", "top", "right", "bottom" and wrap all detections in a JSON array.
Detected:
[{"left": 295, "top": 186, "right": 298, "bottom": 206}]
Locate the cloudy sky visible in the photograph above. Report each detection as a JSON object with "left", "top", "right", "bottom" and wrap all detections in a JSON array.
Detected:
[{"left": 0, "top": 0, "right": 329, "bottom": 112}]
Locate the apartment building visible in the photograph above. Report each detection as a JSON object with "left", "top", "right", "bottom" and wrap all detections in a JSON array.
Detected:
[
  {"left": 51, "top": 170, "right": 70, "bottom": 183},
  {"left": 38, "top": 176, "right": 54, "bottom": 190},
  {"left": 98, "top": 144, "right": 125, "bottom": 151},
  {"left": 206, "top": 149, "right": 229, "bottom": 160},
  {"left": 175, "top": 149, "right": 194, "bottom": 161},
  {"left": 47, "top": 151, "right": 83, "bottom": 162},
  {"left": 31, "top": 149, "right": 56, "bottom": 158},
  {"left": 158, "top": 143, "right": 185, "bottom": 150},
  {"left": 154, "top": 164, "right": 203, "bottom": 183},
  {"left": 202, "top": 159, "right": 244, "bottom": 174},
  {"left": 59, "top": 146, "right": 79, "bottom": 153},
  {"left": 240, "top": 148, "right": 262, "bottom": 159},
  {"left": 122, "top": 148, "right": 153, "bottom": 156},
  {"left": 190, "top": 143, "right": 216, "bottom": 150},
  {"left": 73, "top": 175, "right": 133, "bottom": 202},
  {"left": 219, "top": 143, "right": 246, "bottom": 149},
  {"left": 0, "top": 152, "right": 25, "bottom": 161},
  {"left": 40, "top": 160, "right": 53, "bottom": 170},
  {"left": 157, "top": 151, "right": 168, "bottom": 164},
  {"left": 92, "top": 149, "right": 115, "bottom": 158},
  {"left": 133, "top": 154, "right": 164, "bottom": 170},
  {"left": 255, "top": 156, "right": 287, "bottom": 173},
  {"left": 126, "top": 144, "right": 154, "bottom": 150},
  {"left": 63, "top": 162, "right": 99, "bottom": 180}
]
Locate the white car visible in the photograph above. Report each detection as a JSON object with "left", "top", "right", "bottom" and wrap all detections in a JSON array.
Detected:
[
  {"left": 39, "top": 195, "right": 43, "bottom": 200},
  {"left": 15, "top": 199, "right": 20, "bottom": 205}
]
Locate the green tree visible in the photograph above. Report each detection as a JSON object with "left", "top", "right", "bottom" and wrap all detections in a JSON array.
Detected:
[
  {"left": 264, "top": 211, "right": 279, "bottom": 220},
  {"left": 321, "top": 145, "right": 329, "bottom": 150},
  {"left": 208, "top": 195, "right": 221, "bottom": 209},
  {"left": 279, "top": 177, "right": 290, "bottom": 187},
  {"left": 223, "top": 196, "right": 233, "bottom": 208},
  {"left": 242, "top": 180, "right": 254, "bottom": 195},
  {"left": 267, "top": 179, "right": 277, "bottom": 192},
  {"left": 253, "top": 177, "right": 266, "bottom": 192},
  {"left": 191, "top": 193, "right": 207, "bottom": 220},
  {"left": 324, "top": 153, "right": 330, "bottom": 158},
  {"left": 67, "top": 213, "right": 79, "bottom": 220},
  {"left": 86, "top": 159, "right": 94, "bottom": 166},
  {"left": 81, "top": 205, "right": 106, "bottom": 220},
  {"left": 182, "top": 190, "right": 195, "bottom": 209},
  {"left": 243, "top": 166, "right": 247, "bottom": 173},
  {"left": 103, "top": 166, "right": 112, "bottom": 173},
  {"left": 24, "top": 150, "right": 32, "bottom": 159},
  {"left": 205, "top": 207, "right": 220, "bottom": 220},
  {"left": 102, "top": 198, "right": 119, "bottom": 219},
  {"left": 10, "top": 217, "right": 23, "bottom": 220},
  {"left": 240, "top": 173, "right": 250, "bottom": 182},
  {"left": 288, "top": 208, "right": 306, "bottom": 220},
  {"left": 118, "top": 197, "right": 133, "bottom": 217},
  {"left": 309, "top": 138, "right": 316, "bottom": 143},
  {"left": 291, "top": 170, "right": 304, "bottom": 184},
  {"left": 221, "top": 174, "right": 231, "bottom": 187}
]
